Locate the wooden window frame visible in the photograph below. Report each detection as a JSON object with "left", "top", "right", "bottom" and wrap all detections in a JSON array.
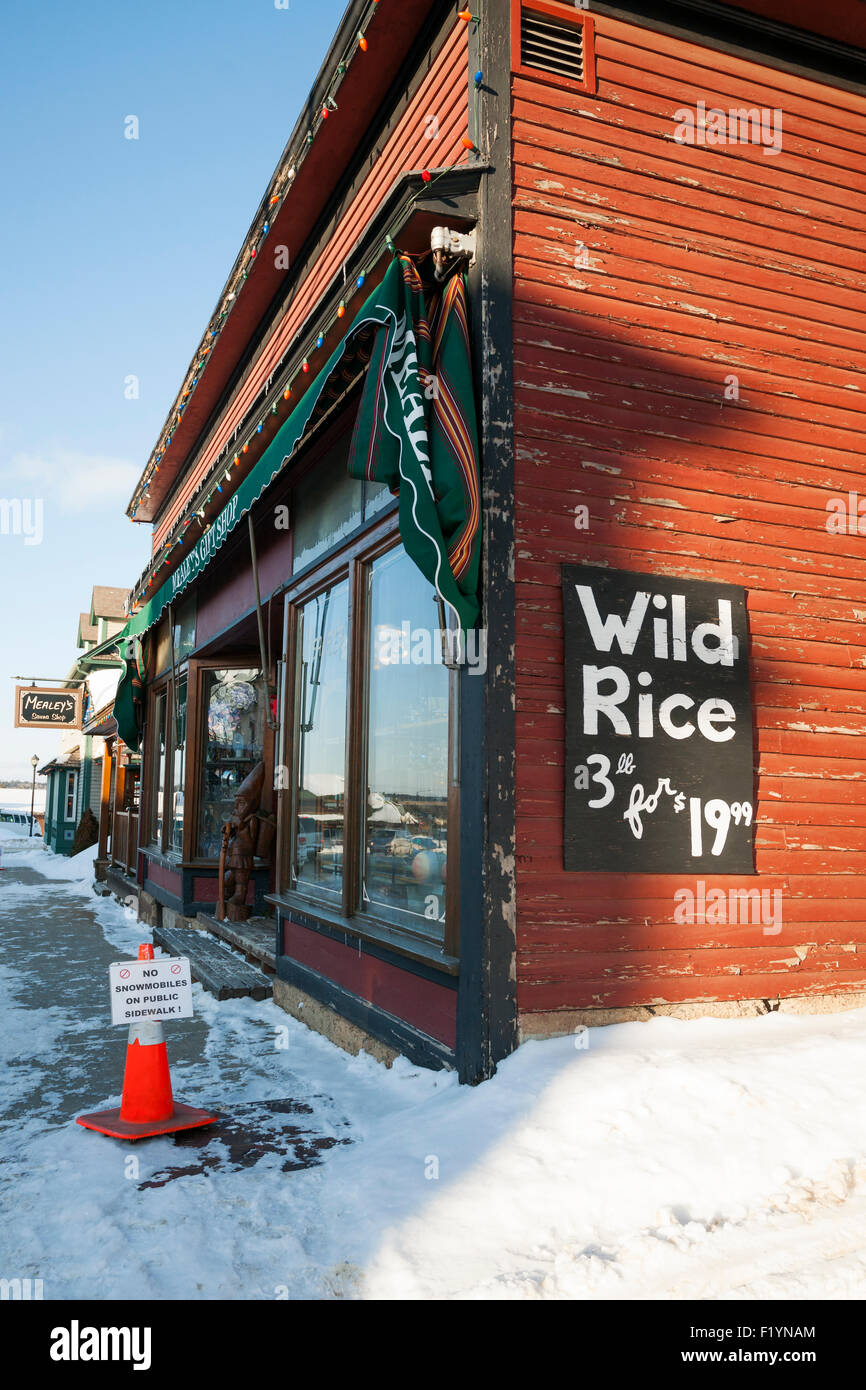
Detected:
[
  {"left": 142, "top": 655, "right": 275, "bottom": 866},
  {"left": 511, "top": 0, "right": 597, "bottom": 95},
  {"left": 274, "top": 508, "right": 460, "bottom": 969},
  {"left": 142, "top": 661, "right": 192, "bottom": 857},
  {"left": 142, "top": 685, "right": 162, "bottom": 850},
  {"left": 185, "top": 654, "right": 275, "bottom": 869},
  {"left": 65, "top": 770, "right": 77, "bottom": 821},
  {"left": 143, "top": 680, "right": 171, "bottom": 856}
]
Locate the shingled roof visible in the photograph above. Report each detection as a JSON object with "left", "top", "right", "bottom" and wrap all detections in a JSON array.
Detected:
[
  {"left": 90, "top": 587, "right": 129, "bottom": 622},
  {"left": 77, "top": 613, "right": 98, "bottom": 647}
]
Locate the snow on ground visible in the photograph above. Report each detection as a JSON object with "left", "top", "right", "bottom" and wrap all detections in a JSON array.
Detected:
[{"left": 2, "top": 838, "right": 866, "bottom": 1300}]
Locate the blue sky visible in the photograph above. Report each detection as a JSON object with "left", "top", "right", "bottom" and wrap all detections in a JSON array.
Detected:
[{"left": 0, "top": 0, "right": 347, "bottom": 779}]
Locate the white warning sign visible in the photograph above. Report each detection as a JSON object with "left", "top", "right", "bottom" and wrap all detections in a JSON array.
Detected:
[{"left": 109, "top": 957, "right": 194, "bottom": 1026}]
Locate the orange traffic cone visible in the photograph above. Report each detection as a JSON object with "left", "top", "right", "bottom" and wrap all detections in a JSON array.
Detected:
[{"left": 77, "top": 945, "right": 217, "bottom": 1141}]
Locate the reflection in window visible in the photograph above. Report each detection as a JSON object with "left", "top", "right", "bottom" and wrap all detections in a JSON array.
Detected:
[
  {"left": 362, "top": 547, "right": 449, "bottom": 942},
  {"left": 293, "top": 581, "right": 349, "bottom": 904},
  {"left": 198, "top": 669, "right": 264, "bottom": 859},
  {"left": 150, "top": 692, "right": 166, "bottom": 845},
  {"left": 364, "top": 477, "right": 392, "bottom": 519},
  {"left": 291, "top": 433, "right": 393, "bottom": 576},
  {"left": 292, "top": 441, "right": 362, "bottom": 575},
  {"left": 172, "top": 599, "right": 196, "bottom": 663},
  {"left": 170, "top": 677, "right": 187, "bottom": 856}
]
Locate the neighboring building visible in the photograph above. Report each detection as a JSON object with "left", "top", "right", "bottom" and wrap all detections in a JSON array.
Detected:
[
  {"left": 106, "top": 0, "right": 866, "bottom": 1082},
  {"left": 87, "top": 587, "right": 129, "bottom": 646},
  {"left": 41, "top": 588, "right": 130, "bottom": 855},
  {"left": 76, "top": 614, "right": 98, "bottom": 654},
  {"left": 39, "top": 750, "right": 83, "bottom": 854}
]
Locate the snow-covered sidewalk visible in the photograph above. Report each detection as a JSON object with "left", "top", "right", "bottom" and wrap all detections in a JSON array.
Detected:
[{"left": 2, "top": 833, "right": 865, "bottom": 1300}]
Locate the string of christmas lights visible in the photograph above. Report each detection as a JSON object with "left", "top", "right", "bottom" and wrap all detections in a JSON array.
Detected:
[
  {"left": 127, "top": 3, "right": 485, "bottom": 611},
  {"left": 129, "top": 0, "right": 398, "bottom": 522}
]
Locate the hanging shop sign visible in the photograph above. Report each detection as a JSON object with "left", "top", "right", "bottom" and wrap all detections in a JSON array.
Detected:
[
  {"left": 562, "top": 565, "right": 755, "bottom": 874},
  {"left": 14, "top": 685, "right": 83, "bottom": 730}
]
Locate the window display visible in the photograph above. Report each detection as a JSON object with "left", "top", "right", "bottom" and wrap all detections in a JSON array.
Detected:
[
  {"left": 362, "top": 547, "right": 449, "bottom": 942},
  {"left": 170, "top": 677, "right": 187, "bottom": 856},
  {"left": 171, "top": 599, "right": 196, "bottom": 663},
  {"left": 279, "top": 527, "right": 456, "bottom": 953},
  {"left": 197, "top": 668, "right": 265, "bottom": 860},
  {"left": 292, "top": 580, "right": 349, "bottom": 904},
  {"left": 122, "top": 758, "right": 140, "bottom": 811},
  {"left": 150, "top": 691, "right": 166, "bottom": 846}
]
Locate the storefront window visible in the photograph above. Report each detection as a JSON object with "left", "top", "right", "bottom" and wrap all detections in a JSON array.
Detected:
[
  {"left": 292, "top": 580, "right": 349, "bottom": 904},
  {"left": 170, "top": 677, "right": 187, "bottom": 856},
  {"left": 292, "top": 435, "right": 392, "bottom": 576},
  {"left": 122, "top": 758, "right": 140, "bottom": 811},
  {"left": 292, "top": 443, "right": 361, "bottom": 575},
  {"left": 172, "top": 598, "right": 196, "bottom": 663},
  {"left": 150, "top": 692, "right": 166, "bottom": 845},
  {"left": 198, "top": 668, "right": 265, "bottom": 860},
  {"left": 362, "top": 547, "right": 449, "bottom": 943}
]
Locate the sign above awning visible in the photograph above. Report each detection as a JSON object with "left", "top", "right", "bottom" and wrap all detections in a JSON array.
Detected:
[{"left": 122, "top": 295, "right": 381, "bottom": 644}]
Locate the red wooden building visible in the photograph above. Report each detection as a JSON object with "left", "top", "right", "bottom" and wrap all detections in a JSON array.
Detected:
[{"left": 113, "top": 0, "right": 866, "bottom": 1082}]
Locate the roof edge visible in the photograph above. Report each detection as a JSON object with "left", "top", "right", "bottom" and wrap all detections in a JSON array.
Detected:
[{"left": 125, "top": 0, "right": 443, "bottom": 522}]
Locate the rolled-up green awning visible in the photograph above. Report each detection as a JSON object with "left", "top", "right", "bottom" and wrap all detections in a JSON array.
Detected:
[{"left": 114, "top": 643, "right": 143, "bottom": 751}]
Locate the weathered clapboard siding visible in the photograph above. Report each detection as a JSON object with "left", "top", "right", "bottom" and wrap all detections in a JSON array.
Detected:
[
  {"left": 512, "top": 4, "right": 866, "bottom": 1022},
  {"left": 153, "top": 17, "right": 470, "bottom": 553}
]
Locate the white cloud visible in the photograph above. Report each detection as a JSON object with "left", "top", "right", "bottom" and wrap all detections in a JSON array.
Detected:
[{"left": 2, "top": 449, "right": 139, "bottom": 510}]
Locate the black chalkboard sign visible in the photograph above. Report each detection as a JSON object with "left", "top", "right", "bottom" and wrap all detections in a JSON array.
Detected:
[{"left": 562, "top": 565, "right": 755, "bottom": 874}]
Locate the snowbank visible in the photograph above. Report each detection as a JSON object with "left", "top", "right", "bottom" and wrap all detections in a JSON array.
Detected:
[
  {"left": 329, "top": 1009, "right": 866, "bottom": 1299},
  {"left": 2, "top": 838, "right": 866, "bottom": 1300},
  {"left": 4, "top": 839, "right": 98, "bottom": 881}
]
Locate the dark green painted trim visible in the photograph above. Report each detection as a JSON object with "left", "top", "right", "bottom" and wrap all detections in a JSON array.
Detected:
[{"left": 275, "top": 954, "right": 456, "bottom": 1072}]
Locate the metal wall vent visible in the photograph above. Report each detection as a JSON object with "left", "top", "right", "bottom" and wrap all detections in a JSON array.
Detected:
[{"left": 521, "top": 8, "right": 585, "bottom": 83}]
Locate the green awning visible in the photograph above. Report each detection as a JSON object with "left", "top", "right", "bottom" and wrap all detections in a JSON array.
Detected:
[
  {"left": 121, "top": 307, "right": 379, "bottom": 644},
  {"left": 113, "top": 255, "right": 481, "bottom": 747}
]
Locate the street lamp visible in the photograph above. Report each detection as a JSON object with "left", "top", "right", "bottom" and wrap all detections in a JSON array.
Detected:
[{"left": 29, "top": 754, "right": 38, "bottom": 838}]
